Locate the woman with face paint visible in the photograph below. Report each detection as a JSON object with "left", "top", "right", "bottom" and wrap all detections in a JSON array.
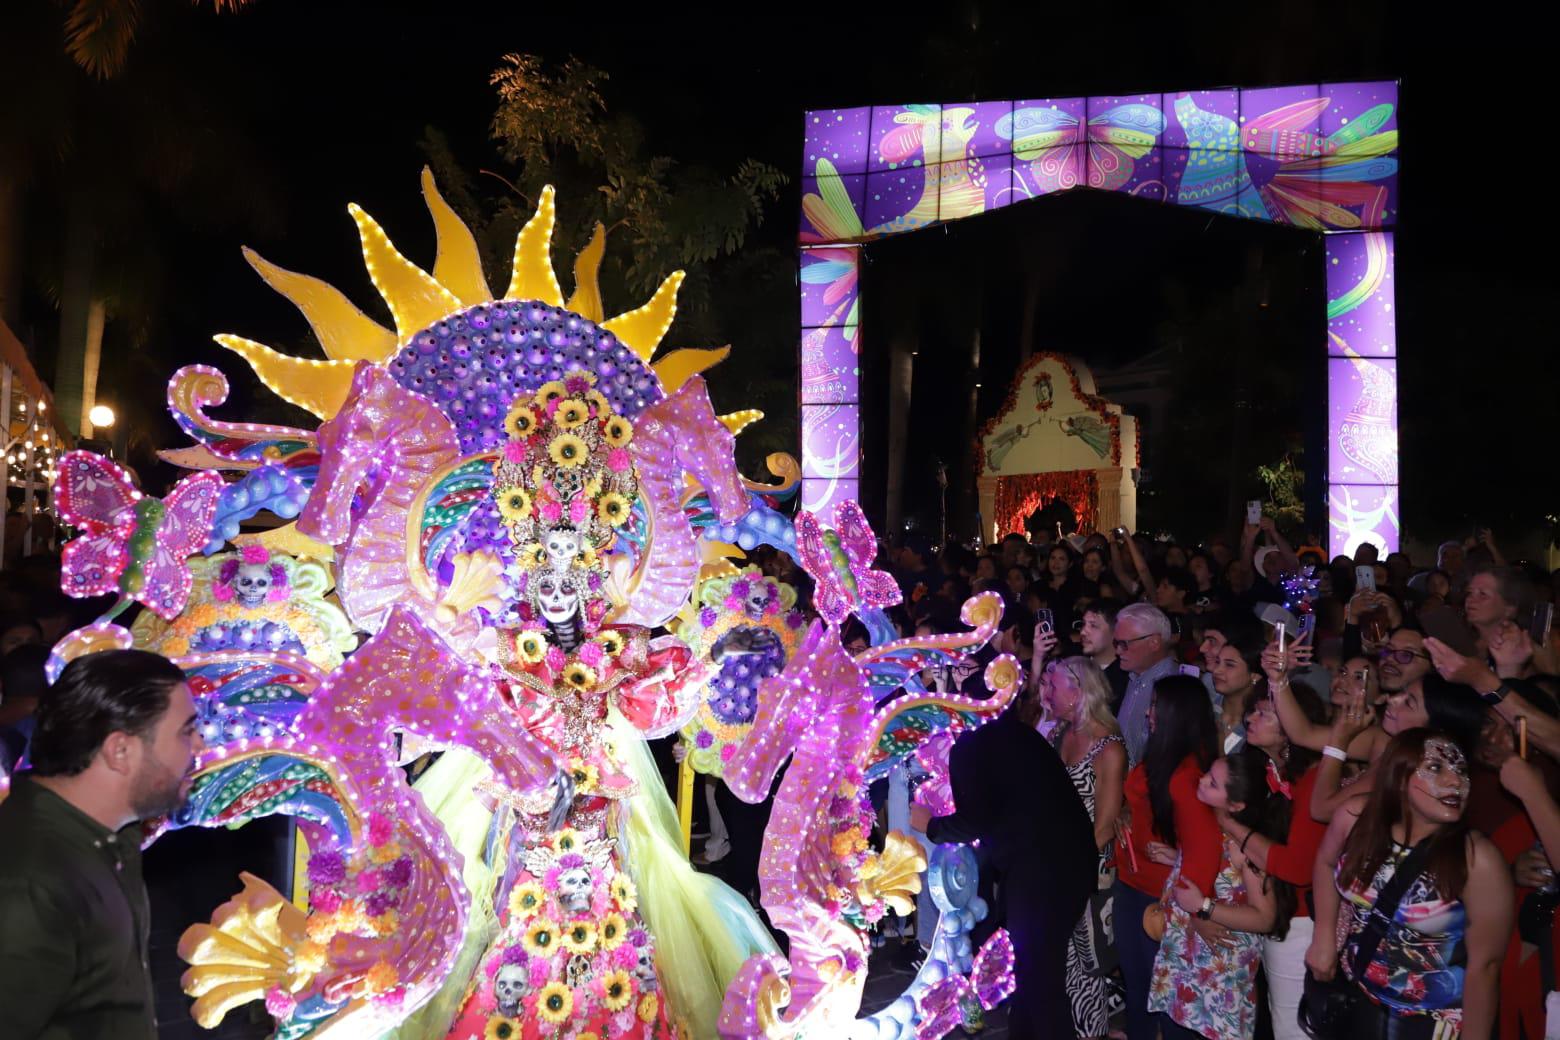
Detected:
[{"left": 1307, "top": 730, "right": 1514, "bottom": 1039}]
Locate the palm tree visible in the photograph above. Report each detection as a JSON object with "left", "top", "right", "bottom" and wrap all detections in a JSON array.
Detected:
[{"left": 0, "top": 0, "right": 264, "bottom": 437}]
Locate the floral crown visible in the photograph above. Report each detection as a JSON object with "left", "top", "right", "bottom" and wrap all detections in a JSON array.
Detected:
[
  {"left": 492, "top": 373, "right": 638, "bottom": 630},
  {"left": 213, "top": 545, "right": 290, "bottom": 602}
]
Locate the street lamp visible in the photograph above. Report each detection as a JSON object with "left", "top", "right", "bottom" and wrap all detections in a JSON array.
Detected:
[{"left": 89, "top": 404, "right": 116, "bottom": 428}]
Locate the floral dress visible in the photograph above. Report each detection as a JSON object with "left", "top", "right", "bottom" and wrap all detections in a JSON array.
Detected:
[
  {"left": 1337, "top": 842, "right": 1468, "bottom": 1035},
  {"left": 443, "top": 631, "right": 694, "bottom": 1040},
  {"left": 1148, "top": 851, "right": 1264, "bottom": 1040}
]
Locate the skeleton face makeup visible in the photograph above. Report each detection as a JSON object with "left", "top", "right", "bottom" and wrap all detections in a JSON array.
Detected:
[
  {"left": 493, "top": 963, "right": 528, "bottom": 1015},
  {"left": 233, "top": 562, "right": 273, "bottom": 609},
  {"left": 537, "top": 574, "right": 581, "bottom": 625},
  {"left": 555, "top": 866, "right": 592, "bottom": 914},
  {"left": 544, "top": 529, "right": 581, "bottom": 572},
  {"left": 1410, "top": 736, "right": 1471, "bottom": 820}
]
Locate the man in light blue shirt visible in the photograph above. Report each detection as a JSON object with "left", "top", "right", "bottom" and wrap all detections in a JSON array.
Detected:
[{"left": 1113, "top": 603, "right": 1181, "bottom": 764}]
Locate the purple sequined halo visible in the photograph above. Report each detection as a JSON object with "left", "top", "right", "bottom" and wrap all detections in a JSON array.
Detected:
[{"left": 387, "top": 301, "right": 666, "bottom": 455}]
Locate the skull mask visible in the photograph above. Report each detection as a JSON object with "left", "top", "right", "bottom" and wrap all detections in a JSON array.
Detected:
[
  {"left": 744, "top": 582, "right": 773, "bottom": 618},
  {"left": 544, "top": 529, "right": 581, "bottom": 573},
  {"left": 493, "top": 963, "right": 528, "bottom": 1016},
  {"left": 555, "top": 866, "right": 593, "bottom": 914},
  {"left": 537, "top": 575, "right": 581, "bottom": 626},
  {"left": 633, "top": 943, "right": 658, "bottom": 990},
  {"left": 233, "top": 562, "right": 273, "bottom": 609}
]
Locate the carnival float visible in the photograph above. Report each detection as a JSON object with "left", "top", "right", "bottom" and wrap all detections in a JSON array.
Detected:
[{"left": 33, "top": 172, "right": 1019, "bottom": 1039}]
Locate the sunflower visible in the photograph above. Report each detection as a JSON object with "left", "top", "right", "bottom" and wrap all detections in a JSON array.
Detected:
[
  {"left": 595, "top": 630, "right": 626, "bottom": 657},
  {"left": 503, "top": 403, "right": 539, "bottom": 439},
  {"left": 603, "top": 416, "right": 634, "bottom": 448},
  {"left": 548, "top": 433, "right": 588, "bottom": 469},
  {"left": 568, "top": 759, "right": 600, "bottom": 793},
  {"left": 520, "top": 918, "right": 559, "bottom": 958},
  {"left": 508, "top": 882, "right": 545, "bottom": 919},
  {"left": 562, "top": 662, "right": 598, "bottom": 692},
  {"left": 580, "top": 543, "right": 600, "bottom": 568},
  {"left": 599, "top": 912, "right": 627, "bottom": 951},
  {"left": 536, "top": 982, "right": 573, "bottom": 1025},
  {"left": 551, "top": 828, "right": 581, "bottom": 854},
  {"left": 495, "top": 487, "right": 531, "bottom": 524},
  {"left": 561, "top": 919, "right": 598, "bottom": 956},
  {"left": 484, "top": 1016, "right": 519, "bottom": 1040},
  {"left": 597, "top": 493, "right": 631, "bottom": 528},
  {"left": 610, "top": 875, "right": 638, "bottom": 914},
  {"left": 514, "top": 631, "right": 547, "bottom": 665},
  {"left": 585, "top": 389, "right": 611, "bottom": 415},
  {"left": 534, "top": 381, "right": 568, "bottom": 407},
  {"left": 555, "top": 399, "right": 590, "bottom": 429},
  {"left": 516, "top": 542, "right": 545, "bottom": 570},
  {"left": 637, "top": 992, "right": 659, "bottom": 1024},
  {"left": 599, "top": 969, "right": 634, "bottom": 1012}
]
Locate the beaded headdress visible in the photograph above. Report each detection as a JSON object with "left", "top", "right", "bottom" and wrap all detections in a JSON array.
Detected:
[{"left": 491, "top": 372, "right": 638, "bottom": 638}]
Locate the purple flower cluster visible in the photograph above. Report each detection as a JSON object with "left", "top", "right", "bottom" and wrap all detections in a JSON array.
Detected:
[
  {"left": 387, "top": 301, "right": 665, "bottom": 455},
  {"left": 307, "top": 850, "right": 347, "bottom": 886},
  {"left": 385, "top": 856, "right": 413, "bottom": 888},
  {"left": 706, "top": 627, "right": 785, "bottom": 725}
]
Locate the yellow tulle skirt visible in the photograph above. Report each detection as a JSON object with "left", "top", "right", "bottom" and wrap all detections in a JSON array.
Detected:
[{"left": 387, "top": 713, "right": 778, "bottom": 1039}]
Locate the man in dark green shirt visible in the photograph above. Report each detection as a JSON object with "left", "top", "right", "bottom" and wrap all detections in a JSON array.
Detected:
[{"left": 0, "top": 649, "right": 199, "bottom": 1040}]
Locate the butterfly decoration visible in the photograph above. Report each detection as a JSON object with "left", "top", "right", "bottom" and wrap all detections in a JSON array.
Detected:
[
  {"left": 970, "top": 928, "right": 1016, "bottom": 1010},
  {"left": 998, "top": 103, "right": 1166, "bottom": 195},
  {"left": 55, "top": 450, "right": 224, "bottom": 620},
  {"left": 794, "top": 499, "right": 901, "bottom": 626}
]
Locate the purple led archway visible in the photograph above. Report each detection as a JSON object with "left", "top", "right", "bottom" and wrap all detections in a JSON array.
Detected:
[{"left": 796, "top": 83, "right": 1400, "bottom": 554}]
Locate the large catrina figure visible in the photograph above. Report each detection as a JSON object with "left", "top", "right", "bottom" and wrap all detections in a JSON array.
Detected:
[{"left": 436, "top": 377, "right": 768, "bottom": 1040}]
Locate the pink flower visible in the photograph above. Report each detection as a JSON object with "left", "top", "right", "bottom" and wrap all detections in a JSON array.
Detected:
[
  {"left": 612, "top": 944, "right": 638, "bottom": 971},
  {"left": 569, "top": 497, "right": 590, "bottom": 524},
  {"left": 539, "top": 499, "right": 563, "bottom": 523},
  {"left": 577, "top": 642, "right": 604, "bottom": 666},
  {"left": 503, "top": 440, "right": 527, "bottom": 463},
  {"left": 311, "top": 888, "right": 342, "bottom": 914},
  {"left": 264, "top": 987, "right": 297, "bottom": 1018},
  {"left": 355, "top": 869, "right": 383, "bottom": 894},
  {"left": 528, "top": 958, "right": 551, "bottom": 988},
  {"left": 372, "top": 985, "right": 405, "bottom": 1010},
  {"left": 719, "top": 744, "right": 737, "bottom": 762},
  {"left": 565, "top": 375, "right": 592, "bottom": 395},
  {"left": 606, "top": 448, "right": 631, "bottom": 473},
  {"left": 544, "top": 646, "right": 566, "bottom": 671},
  {"left": 242, "top": 545, "right": 270, "bottom": 565},
  {"left": 723, "top": 595, "right": 742, "bottom": 612},
  {"left": 367, "top": 812, "right": 394, "bottom": 847}
]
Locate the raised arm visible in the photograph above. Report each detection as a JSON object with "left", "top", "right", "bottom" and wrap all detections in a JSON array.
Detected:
[
  {"left": 1500, "top": 756, "right": 1560, "bottom": 877},
  {"left": 1427, "top": 638, "right": 1560, "bottom": 759},
  {"left": 1123, "top": 533, "right": 1154, "bottom": 600},
  {"left": 1258, "top": 516, "right": 1300, "bottom": 571},
  {"left": 1110, "top": 533, "right": 1142, "bottom": 598}
]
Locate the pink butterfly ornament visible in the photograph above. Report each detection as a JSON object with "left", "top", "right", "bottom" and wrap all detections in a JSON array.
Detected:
[
  {"left": 794, "top": 499, "right": 902, "bottom": 626},
  {"left": 55, "top": 450, "right": 224, "bottom": 620}
]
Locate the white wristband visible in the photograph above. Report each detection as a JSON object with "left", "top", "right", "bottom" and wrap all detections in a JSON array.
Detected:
[{"left": 1322, "top": 745, "right": 1348, "bottom": 762}]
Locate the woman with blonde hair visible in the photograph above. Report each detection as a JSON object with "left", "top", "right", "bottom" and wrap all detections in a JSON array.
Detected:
[{"left": 1044, "top": 656, "right": 1128, "bottom": 1039}]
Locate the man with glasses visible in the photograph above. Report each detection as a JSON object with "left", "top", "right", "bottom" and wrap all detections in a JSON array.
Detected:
[
  {"left": 1378, "top": 626, "right": 1433, "bottom": 696},
  {"left": 1113, "top": 603, "right": 1181, "bottom": 764}
]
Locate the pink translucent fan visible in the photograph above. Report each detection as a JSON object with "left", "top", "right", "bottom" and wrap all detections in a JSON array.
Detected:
[{"left": 55, "top": 450, "right": 223, "bottom": 620}]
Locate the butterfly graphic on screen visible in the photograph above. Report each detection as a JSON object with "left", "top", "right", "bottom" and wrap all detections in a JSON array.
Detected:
[
  {"left": 998, "top": 103, "right": 1166, "bottom": 195},
  {"left": 55, "top": 451, "right": 224, "bottom": 620},
  {"left": 794, "top": 499, "right": 902, "bottom": 626}
]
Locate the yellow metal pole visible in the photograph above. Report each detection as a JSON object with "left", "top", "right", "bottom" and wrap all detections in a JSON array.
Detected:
[{"left": 678, "top": 758, "right": 695, "bottom": 858}]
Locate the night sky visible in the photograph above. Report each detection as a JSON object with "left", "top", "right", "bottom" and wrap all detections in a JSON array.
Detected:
[{"left": 4, "top": 1, "right": 1553, "bottom": 549}]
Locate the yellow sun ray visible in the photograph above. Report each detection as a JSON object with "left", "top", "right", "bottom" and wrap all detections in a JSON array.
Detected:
[
  {"left": 232, "top": 523, "right": 335, "bottom": 564},
  {"left": 505, "top": 185, "right": 564, "bottom": 306},
  {"left": 651, "top": 344, "right": 728, "bottom": 393},
  {"left": 420, "top": 166, "right": 492, "bottom": 306},
  {"left": 240, "top": 248, "right": 396, "bottom": 364},
  {"left": 348, "top": 203, "right": 463, "bottom": 343},
  {"left": 603, "top": 271, "right": 684, "bottom": 361},
  {"left": 567, "top": 221, "right": 607, "bottom": 322},
  {"left": 215, "top": 335, "right": 356, "bottom": 419},
  {"left": 719, "top": 409, "right": 763, "bottom": 436}
]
